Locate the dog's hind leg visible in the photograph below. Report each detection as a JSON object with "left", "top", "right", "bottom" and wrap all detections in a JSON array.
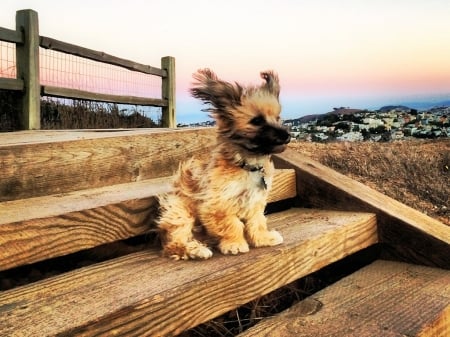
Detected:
[{"left": 157, "top": 194, "right": 213, "bottom": 260}]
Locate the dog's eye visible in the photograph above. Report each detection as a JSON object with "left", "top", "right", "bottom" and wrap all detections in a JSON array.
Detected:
[{"left": 250, "top": 116, "right": 265, "bottom": 126}]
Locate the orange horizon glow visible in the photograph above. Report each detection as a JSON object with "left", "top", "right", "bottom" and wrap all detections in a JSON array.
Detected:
[{"left": 2, "top": 0, "right": 450, "bottom": 122}]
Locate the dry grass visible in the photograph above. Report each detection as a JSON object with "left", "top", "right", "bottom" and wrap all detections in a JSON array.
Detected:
[
  {"left": 0, "top": 92, "right": 160, "bottom": 131},
  {"left": 289, "top": 139, "right": 450, "bottom": 225}
]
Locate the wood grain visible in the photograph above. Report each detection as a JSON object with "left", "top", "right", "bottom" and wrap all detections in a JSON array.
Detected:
[
  {"left": 238, "top": 260, "right": 450, "bottom": 337},
  {"left": 0, "top": 169, "right": 295, "bottom": 271},
  {"left": 274, "top": 149, "right": 450, "bottom": 269},
  {"left": 0, "top": 209, "right": 378, "bottom": 337},
  {"left": 267, "top": 169, "right": 296, "bottom": 203},
  {"left": 0, "top": 128, "right": 216, "bottom": 201}
]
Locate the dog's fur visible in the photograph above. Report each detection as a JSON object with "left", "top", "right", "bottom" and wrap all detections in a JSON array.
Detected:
[{"left": 157, "top": 69, "right": 290, "bottom": 260}]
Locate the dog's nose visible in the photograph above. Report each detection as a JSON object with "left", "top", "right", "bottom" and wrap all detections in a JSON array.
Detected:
[{"left": 274, "top": 127, "right": 291, "bottom": 144}]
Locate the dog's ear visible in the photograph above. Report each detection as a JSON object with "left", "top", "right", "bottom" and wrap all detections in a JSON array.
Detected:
[
  {"left": 260, "top": 71, "right": 280, "bottom": 99},
  {"left": 190, "top": 69, "right": 243, "bottom": 121}
]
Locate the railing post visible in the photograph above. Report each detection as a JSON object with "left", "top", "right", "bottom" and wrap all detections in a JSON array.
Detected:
[
  {"left": 16, "top": 9, "right": 40, "bottom": 130},
  {"left": 161, "top": 56, "right": 176, "bottom": 128}
]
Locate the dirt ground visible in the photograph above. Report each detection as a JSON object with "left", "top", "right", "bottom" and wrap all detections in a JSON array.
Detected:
[{"left": 288, "top": 139, "right": 449, "bottom": 225}]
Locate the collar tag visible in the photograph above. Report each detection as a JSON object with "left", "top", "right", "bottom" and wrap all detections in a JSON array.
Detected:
[{"left": 260, "top": 176, "right": 267, "bottom": 190}]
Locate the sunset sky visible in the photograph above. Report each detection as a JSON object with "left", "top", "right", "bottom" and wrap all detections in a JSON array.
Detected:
[{"left": 2, "top": 0, "right": 450, "bottom": 123}]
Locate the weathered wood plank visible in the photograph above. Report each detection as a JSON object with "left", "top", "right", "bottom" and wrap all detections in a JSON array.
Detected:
[
  {"left": 42, "top": 85, "right": 168, "bottom": 106},
  {"left": 0, "top": 177, "right": 169, "bottom": 271},
  {"left": 274, "top": 149, "right": 450, "bottom": 269},
  {"left": 0, "top": 169, "right": 294, "bottom": 270},
  {"left": 0, "top": 128, "right": 216, "bottom": 201},
  {"left": 238, "top": 260, "right": 450, "bottom": 337},
  {"left": 15, "top": 9, "right": 40, "bottom": 130},
  {"left": 39, "top": 36, "right": 166, "bottom": 77},
  {"left": 267, "top": 169, "right": 296, "bottom": 203},
  {"left": 0, "top": 78, "right": 24, "bottom": 91},
  {"left": 0, "top": 26, "right": 23, "bottom": 43},
  {"left": 161, "top": 56, "right": 176, "bottom": 127},
  {"left": 0, "top": 209, "right": 378, "bottom": 337}
]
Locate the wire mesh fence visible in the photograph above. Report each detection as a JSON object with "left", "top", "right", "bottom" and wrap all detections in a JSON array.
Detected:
[
  {"left": 0, "top": 42, "right": 163, "bottom": 130},
  {"left": 39, "top": 48, "right": 162, "bottom": 98},
  {"left": 0, "top": 41, "right": 16, "bottom": 78}
]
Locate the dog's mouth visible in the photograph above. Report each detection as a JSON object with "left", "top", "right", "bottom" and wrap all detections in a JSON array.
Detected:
[
  {"left": 229, "top": 125, "right": 291, "bottom": 155},
  {"left": 270, "top": 143, "right": 288, "bottom": 154}
]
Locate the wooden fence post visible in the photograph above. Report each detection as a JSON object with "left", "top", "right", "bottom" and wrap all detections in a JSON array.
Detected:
[
  {"left": 16, "top": 9, "right": 40, "bottom": 130},
  {"left": 161, "top": 56, "right": 176, "bottom": 128}
]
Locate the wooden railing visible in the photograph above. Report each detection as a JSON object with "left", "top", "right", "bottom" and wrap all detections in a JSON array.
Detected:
[{"left": 0, "top": 9, "right": 176, "bottom": 129}]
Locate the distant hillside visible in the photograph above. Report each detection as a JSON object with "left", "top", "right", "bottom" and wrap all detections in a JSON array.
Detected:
[
  {"left": 285, "top": 107, "right": 364, "bottom": 124},
  {"left": 377, "top": 105, "right": 412, "bottom": 113},
  {"left": 286, "top": 100, "right": 450, "bottom": 125}
]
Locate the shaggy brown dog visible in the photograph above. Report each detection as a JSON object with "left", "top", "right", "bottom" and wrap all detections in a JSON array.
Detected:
[{"left": 157, "top": 69, "right": 290, "bottom": 260}]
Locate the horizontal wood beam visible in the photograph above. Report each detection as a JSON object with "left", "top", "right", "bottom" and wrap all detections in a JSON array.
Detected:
[
  {"left": 39, "top": 36, "right": 166, "bottom": 77},
  {"left": 0, "top": 77, "right": 24, "bottom": 91},
  {"left": 0, "top": 128, "right": 216, "bottom": 202},
  {"left": 0, "top": 209, "right": 378, "bottom": 336},
  {"left": 0, "top": 26, "right": 23, "bottom": 44},
  {"left": 42, "top": 85, "right": 167, "bottom": 107}
]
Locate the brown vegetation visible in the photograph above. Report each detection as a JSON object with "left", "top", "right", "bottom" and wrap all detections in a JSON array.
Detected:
[
  {"left": 0, "top": 91, "right": 160, "bottom": 131},
  {"left": 289, "top": 139, "right": 450, "bottom": 225}
]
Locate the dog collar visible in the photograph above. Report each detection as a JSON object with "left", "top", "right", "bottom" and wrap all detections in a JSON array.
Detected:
[
  {"left": 238, "top": 161, "right": 267, "bottom": 190},
  {"left": 239, "top": 161, "right": 264, "bottom": 172}
]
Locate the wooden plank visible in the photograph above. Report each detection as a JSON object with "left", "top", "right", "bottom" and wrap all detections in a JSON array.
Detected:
[
  {"left": 161, "top": 56, "right": 176, "bottom": 127},
  {"left": 0, "top": 128, "right": 216, "bottom": 202},
  {"left": 0, "top": 26, "right": 23, "bottom": 43},
  {"left": 0, "top": 78, "right": 24, "bottom": 91},
  {"left": 15, "top": 10, "right": 40, "bottom": 130},
  {"left": 42, "top": 85, "right": 168, "bottom": 106},
  {"left": 0, "top": 209, "right": 378, "bottom": 337},
  {"left": 0, "top": 177, "right": 169, "bottom": 271},
  {"left": 267, "top": 169, "right": 296, "bottom": 203},
  {"left": 0, "top": 128, "right": 178, "bottom": 145},
  {"left": 0, "top": 168, "right": 294, "bottom": 270},
  {"left": 238, "top": 260, "right": 450, "bottom": 337},
  {"left": 274, "top": 149, "right": 450, "bottom": 269},
  {"left": 39, "top": 36, "right": 166, "bottom": 77}
]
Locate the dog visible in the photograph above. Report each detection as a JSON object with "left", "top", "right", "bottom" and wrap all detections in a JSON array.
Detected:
[{"left": 157, "top": 69, "right": 291, "bottom": 260}]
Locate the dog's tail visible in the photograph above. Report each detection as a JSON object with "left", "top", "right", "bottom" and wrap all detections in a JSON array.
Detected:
[{"left": 172, "top": 157, "right": 205, "bottom": 198}]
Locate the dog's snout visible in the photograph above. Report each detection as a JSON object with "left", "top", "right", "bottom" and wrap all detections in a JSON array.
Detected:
[{"left": 274, "top": 127, "right": 291, "bottom": 144}]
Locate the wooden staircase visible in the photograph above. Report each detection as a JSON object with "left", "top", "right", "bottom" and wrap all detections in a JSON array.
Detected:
[{"left": 0, "top": 129, "right": 449, "bottom": 337}]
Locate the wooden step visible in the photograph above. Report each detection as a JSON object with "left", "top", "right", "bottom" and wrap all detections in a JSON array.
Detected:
[
  {"left": 0, "top": 128, "right": 216, "bottom": 202},
  {"left": 0, "top": 208, "right": 378, "bottom": 337},
  {"left": 238, "top": 260, "right": 450, "bottom": 337},
  {"left": 0, "top": 169, "right": 296, "bottom": 271}
]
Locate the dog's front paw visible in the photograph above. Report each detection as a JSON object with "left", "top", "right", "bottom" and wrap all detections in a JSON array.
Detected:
[
  {"left": 219, "top": 240, "right": 250, "bottom": 255},
  {"left": 251, "top": 230, "right": 284, "bottom": 247},
  {"left": 267, "top": 230, "right": 284, "bottom": 246},
  {"left": 186, "top": 241, "right": 213, "bottom": 260}
]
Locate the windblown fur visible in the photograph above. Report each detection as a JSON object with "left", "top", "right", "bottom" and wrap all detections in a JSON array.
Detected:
[{"left": 157, "top": 69, "right": 290, "bottom": 260}]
